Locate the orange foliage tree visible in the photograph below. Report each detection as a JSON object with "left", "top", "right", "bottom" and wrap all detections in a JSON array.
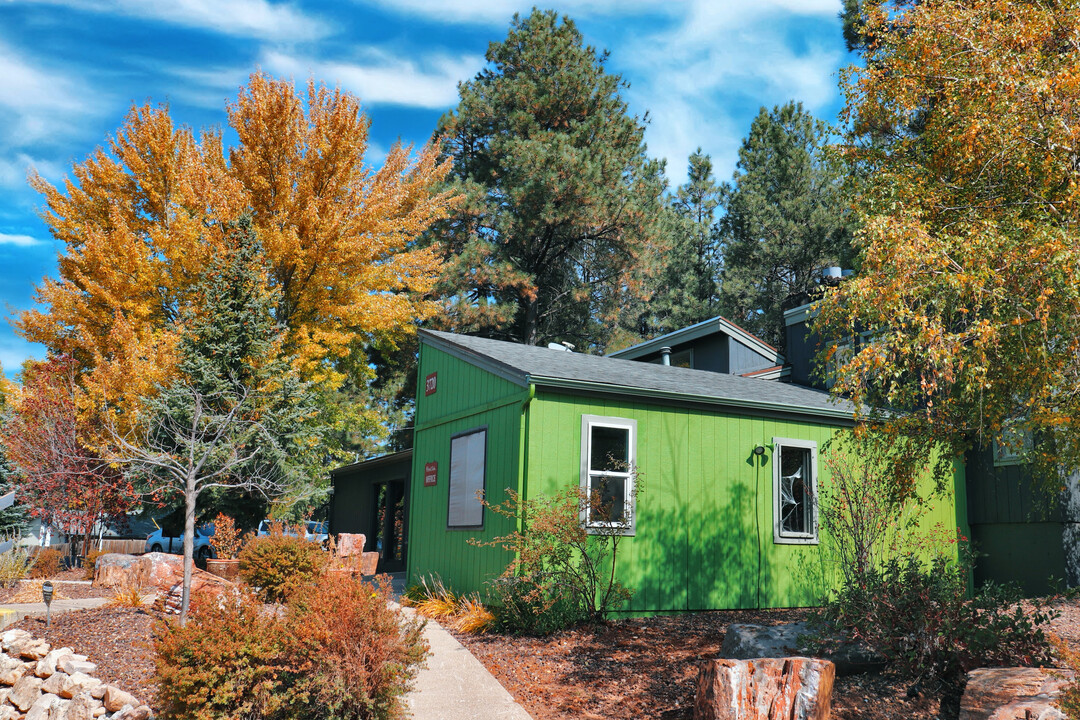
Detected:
[
  {"left": 817, "top": 0, "right": 1080, "bottom": 490},
  {"left": 19, "top": 73, "right": 457, "bottom": 425}
]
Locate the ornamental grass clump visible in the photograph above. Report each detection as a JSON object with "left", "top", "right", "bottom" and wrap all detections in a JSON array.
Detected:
[
  {"left": 237, "top": 521, "right": 327, "bottom": 602},
  {"left": 155, "top": 575, "right": 428, "bottom": 720},
  {"left": 0, "top": 548, "right": 32, "bottom": 588}
]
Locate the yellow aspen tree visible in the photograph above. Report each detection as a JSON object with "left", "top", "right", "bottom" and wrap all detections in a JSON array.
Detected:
[{"left": 19, "top": 73, "right": 457, "bottom": 416}]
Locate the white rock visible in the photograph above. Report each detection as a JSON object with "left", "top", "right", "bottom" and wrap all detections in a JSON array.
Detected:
[
  {"left": 42, "top": 670, "right": 67, "bottom": 695},
  {"left": 9, "top": 674, "right": 44, "bottom": 711},
  {"left": 101, "top": 686, "right": 137, "bottom": 713},
  {"left": 0, "top": 654, "right": 25, "bottom": 686},
  {"left": 59, "top": 673, "right": 101, "bottom": 700},
  {"left": 60, "top": 660, "right": 96, "bottom": 677},
  {"left": 23, "top": 692, "right": 59, "bottom": 720},
  {"left": 36, "top": 647, "right": 74, "bottom": 679}
]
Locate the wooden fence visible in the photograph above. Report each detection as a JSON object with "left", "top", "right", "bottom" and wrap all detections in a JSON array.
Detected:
[{"left": 47, "top": 539, "right": 147, "bottom": 556}]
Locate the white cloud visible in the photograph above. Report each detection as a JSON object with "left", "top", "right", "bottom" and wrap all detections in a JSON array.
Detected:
[
  {"left": 0, "top": 338, "right": 43, "bottom": 374},
  {"left": 262, "top": 49, "right": 484, "bottom": 109},
  {"left": 0, "top": 41, "right": 92, "bottom": 147},
  {"left": 35, "top": 0, "right": 329, "bottom": 42},
  {"left": 616, "top": 0, "right": 845, "bottom": 184},
  {"left": 0, "top": 233, "right": 42, "bottom": 247},
  {"left": 0, "top": 153, "right": 69, "bottom": 191}
]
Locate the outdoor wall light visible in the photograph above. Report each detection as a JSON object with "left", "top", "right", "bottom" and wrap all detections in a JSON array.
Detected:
[{"left": 753, "top": 445, "right": 766, "bottom": 457}]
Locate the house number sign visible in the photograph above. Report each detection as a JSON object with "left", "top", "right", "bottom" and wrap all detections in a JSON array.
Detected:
[
  {"left": 425, "top": 372, "right": 438, "bottom": 396},
  {"left": 424, "top": 461, "right": 438, "bottom": 487}
]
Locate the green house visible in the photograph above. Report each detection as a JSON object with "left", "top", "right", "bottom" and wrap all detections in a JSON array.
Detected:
[{"left": 406, "top": 329, "right": 967, "bottom": 614}]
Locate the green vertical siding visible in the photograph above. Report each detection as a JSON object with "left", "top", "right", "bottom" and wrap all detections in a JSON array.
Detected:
[
  {"left": 406, "top": 344, "right": 528, "bottom": 593},
  {"left": 524, "top": 391, "right": 963, "bottom": 613}
]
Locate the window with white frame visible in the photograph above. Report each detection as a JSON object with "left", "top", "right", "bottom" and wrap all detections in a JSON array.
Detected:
[
  {"left": 447, "top": 428, "right": 486, "bottom": 528},
  {"left": 772, "top": 438, "right": 818, "bottom": 544},
  {"left": 580, "top": 415, "right": 636, "bottom": 534},
  {"left": 993, "top": 425, "right": 1033, "bottom": 467}
]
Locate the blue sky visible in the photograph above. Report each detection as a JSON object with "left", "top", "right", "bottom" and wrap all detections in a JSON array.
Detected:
[{"left": 0, "top": 0, "right": 851, "bottom": 379}]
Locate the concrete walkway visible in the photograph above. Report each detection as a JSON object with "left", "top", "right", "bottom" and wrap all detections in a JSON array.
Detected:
[
  {"left": 0, "top": 597, "right": 109, "bottom": 628},
  {"left": 403, "top": 606, "right": 533, "bottom": 720}
]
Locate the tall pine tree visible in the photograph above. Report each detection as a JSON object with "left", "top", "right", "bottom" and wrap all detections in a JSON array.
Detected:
[
  {"left": 641, "top": 149, "right": 723, "bottom": 336},
  {"left": 717, "top": 102, "right": 852, "bottom": 350},
  {"left": 431, "top": 9, "right": 666, "bottom": 352}
]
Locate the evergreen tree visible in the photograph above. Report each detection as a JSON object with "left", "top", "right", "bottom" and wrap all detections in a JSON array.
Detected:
[
  {"left": 432, "top": 9, "right": 667, "bottom": 352},
  {"left": 717, "top": 102, "right": 852, "bottom": 350},
  {"left": 112, "top": 217, "right": 321, "bottom": 622},
  {"left": 642, "top": 149, "right": 723, "bottom": 336},
  {"left": 0, "top": 371, "right": 28, "bottom": 535}
]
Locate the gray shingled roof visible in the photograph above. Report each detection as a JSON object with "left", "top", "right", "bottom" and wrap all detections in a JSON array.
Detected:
[{"left": 420, "top": 330, "right": 856, "bottom": 422}]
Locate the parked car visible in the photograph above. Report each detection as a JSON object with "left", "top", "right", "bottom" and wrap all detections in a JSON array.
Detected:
[
  {"left": 256, "top": 520, "right": 329, "bottom": 545},
  {"left": 144, "top": 522, "right": 216, "bottom": 560}
]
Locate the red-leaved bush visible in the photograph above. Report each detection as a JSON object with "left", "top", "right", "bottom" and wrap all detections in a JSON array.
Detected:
[{"left": 154, "top": 575, "right": 428, "bottom": 720}]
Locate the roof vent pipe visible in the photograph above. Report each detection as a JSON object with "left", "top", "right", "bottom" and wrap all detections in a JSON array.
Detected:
[{"left": 660, "top": 347, "right": 672, "bottom": 366}]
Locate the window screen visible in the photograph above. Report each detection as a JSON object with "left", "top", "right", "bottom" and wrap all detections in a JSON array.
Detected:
[
  {"left": 581, "top": 415, "right": 636, "bottom": 532},
  {"left": 772, "top": 438, "right": 818, "bottom": 544},
  {"left": 448, "top": 428, "right": 486, "bottom": 528}
]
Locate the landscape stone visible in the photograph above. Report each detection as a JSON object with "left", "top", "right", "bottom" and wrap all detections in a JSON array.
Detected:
[
  {"left": 336, "top": 533, "right": 366, "bottom": 557},
  {"left": 90, "top": 554, "right": 143, "bottom": 589},
  {"left": 36, "top": 647, "right": 74, "bottom": 678},
  {"left": 65, "top": 693, "right": 96, "bottom": 720},
  {"left": 694, "top": 657, "right": 835, "bottom": 720},
  {"left": 0, "top": 705, "right": 19, "bottom": 720},
  {"left": 60, "top": 673, "right": 101, "bottom": 700},
  {"left": 24, "top": 692, "right": 59, "bottom": 720},
  {"left": 42, "top": 670, "right": 67, "bottom": 696},
  {"left": 89, "top": 685, "right": 105, "bottom": 700},
  {"left": 19, "top": 639, "right": 52, "bottom": 661},
  {"left": 10, "top": 674, "right": 44, "bottom": 711},
  {"left": 959, "top": 667, "right": 1074, "bottom": 720},
  {"left": 0, "top": 654, "right": 26, "bottom": 685},
  {"left": 101, "top": 686, "right": 137, "bottom": 713},
  {"left": 113, "top": 705, "right": 151, "bottom": 720},
  {"left": 0, "top": 630, "right": 31, "bottom": 651},
  {"left": 60, "top": 661, "right": 96, "bottom": 677},
  {"left": 720, "top": 623, "right": 885, "bottom": 675}
]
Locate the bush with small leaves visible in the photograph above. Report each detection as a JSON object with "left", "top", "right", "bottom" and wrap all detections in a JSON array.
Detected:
[
  {"left": 238, "top": 525, "right": 328, "bottom": 602},
  {"left": 29, "top": 547, "right": 63, "bottom": 578}
]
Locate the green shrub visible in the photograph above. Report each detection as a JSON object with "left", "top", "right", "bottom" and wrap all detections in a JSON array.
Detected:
[
  {"left": 154, "top": 576, "right": 428, "bottom": 720},
  {"left": 812, "top": 549, "right": 1057, "bottom": 692},
  {"left": 238, "top": 528, "right": 328, "bottom": 602},
  {"left": 488, "top": 574, "right": 585, "bottom": 636},
  {"left": 29, "top": 547, "right": 63, "bottom": 578}
]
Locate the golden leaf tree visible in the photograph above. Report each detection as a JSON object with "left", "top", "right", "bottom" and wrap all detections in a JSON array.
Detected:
[
  {"left": 817, "top": 0, "right": 1080, "bottom": 491},
  {"left": 19, "top": 74, "right": 456, "bottom": 426}
]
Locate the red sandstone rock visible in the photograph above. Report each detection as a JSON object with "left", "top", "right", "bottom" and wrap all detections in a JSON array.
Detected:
[
  {"left": 693, "top": 657, "right": 835, "bottom": 720},
  {"left": 959, "top": 667, "right": 1074, "bottom": 720},
  {"left": 336, "top": 533, "right": 366, "bottom": 557}
]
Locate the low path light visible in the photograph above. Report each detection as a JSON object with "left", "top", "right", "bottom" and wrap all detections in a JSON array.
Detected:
[{"left": 42, "top": 580, "right": 53, "bottom": 629}]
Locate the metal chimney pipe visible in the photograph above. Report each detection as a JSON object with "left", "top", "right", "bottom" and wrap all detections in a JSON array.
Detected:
[{"left": 660, "top": 347, "right": 672, "bottom": 366}]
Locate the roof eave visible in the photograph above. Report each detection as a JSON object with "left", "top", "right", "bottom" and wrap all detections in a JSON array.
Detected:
[{"left": 526, "top": 374, "right": 857, "bottom": 423}]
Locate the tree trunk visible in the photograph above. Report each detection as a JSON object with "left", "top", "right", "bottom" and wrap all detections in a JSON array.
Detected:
[
  {"left": 180, "top": 477, "right": 197, "bottom": 626},
  {"left": 523, "top": 296, "right": 540, "bottom": 346}
]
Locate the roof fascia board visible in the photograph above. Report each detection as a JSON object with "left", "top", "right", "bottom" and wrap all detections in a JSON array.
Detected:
[
  {"left": 526, "top": 374, "right": 855, "bottom": 423},
  {"left": 419, "top": 330, "right": 530, "bottom": 388},
  {"left": 331, "top": 449, "right": 414, "bottom": 477},
  {"left": 714, "top": 317, "right": 784, "bottom": 363},
  {"left": 537, "top": 384, "right": 857, "bottom": 427},
  {"left": 783, "top": 303, "right": 816, "bottom": 326}
]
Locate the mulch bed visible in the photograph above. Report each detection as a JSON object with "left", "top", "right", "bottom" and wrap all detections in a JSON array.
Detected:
[
  {"left": 0, "top": 578, "right": 115, "bottom": 603},
  {"left": 11, "top": 608, "right": 161, "bottom": 711},
  {"left": 2, "top": 570, "right": 1078, "bottom": 719},
  {"left": 452, "top": 597, "right": 1080, "bottom": 720}
]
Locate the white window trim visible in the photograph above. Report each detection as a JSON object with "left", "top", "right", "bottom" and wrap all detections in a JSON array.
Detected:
[
  {"left": 993, "top": 428, "right": 1033, "bottom": 467},
  {"left": 580, "top": 415, "right": 637, "bottom": 536},
  {"left": 772, "top": 437, "right": 819, "bottom": 545},
  {"left": 447, "top": 427, "right": 486, "bottom": 529}
]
